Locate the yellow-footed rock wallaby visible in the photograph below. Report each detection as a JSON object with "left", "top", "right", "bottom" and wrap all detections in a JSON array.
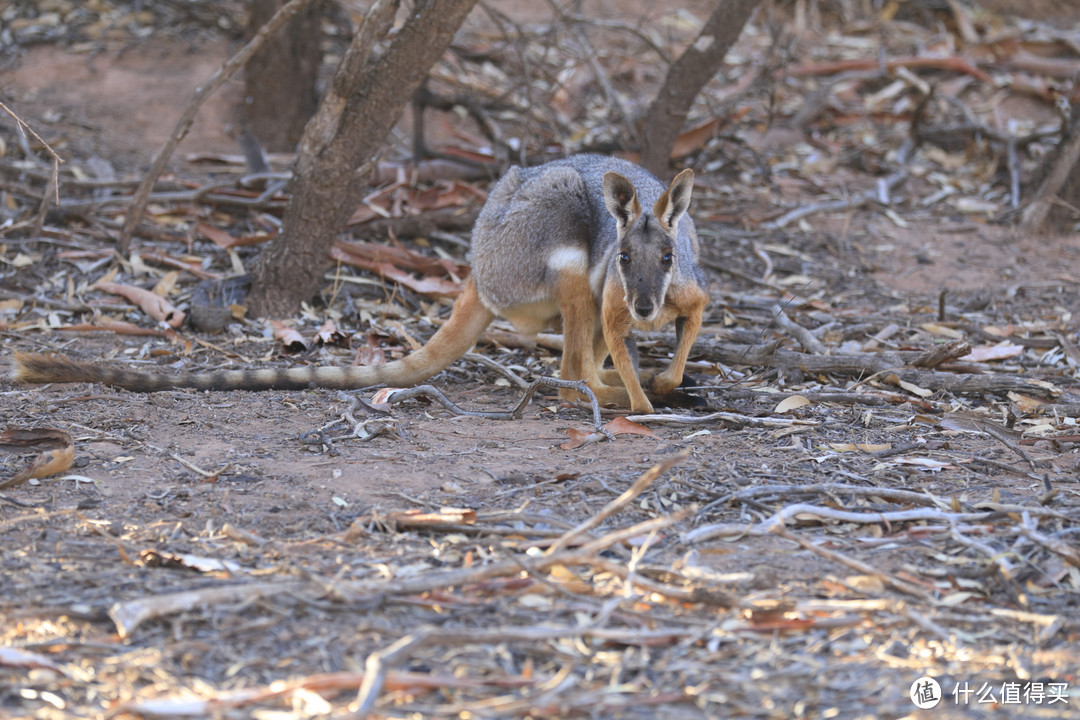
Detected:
[{"left": 15, "top": 154, "right": 709, "bottom": 412}]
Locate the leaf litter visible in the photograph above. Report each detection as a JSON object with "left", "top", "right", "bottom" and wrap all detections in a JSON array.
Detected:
[{"left": 2, "top": 0, "right": 1080, "bottom": 717}]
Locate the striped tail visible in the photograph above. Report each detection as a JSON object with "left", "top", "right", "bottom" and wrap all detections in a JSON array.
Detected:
[{"left": 13, "top": 278, "right": 496, "bottom": 393}]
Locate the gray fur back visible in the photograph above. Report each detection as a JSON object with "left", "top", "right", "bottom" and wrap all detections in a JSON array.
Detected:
[{"left": 469, "top": 154, "right": 702, "bottom": 316}]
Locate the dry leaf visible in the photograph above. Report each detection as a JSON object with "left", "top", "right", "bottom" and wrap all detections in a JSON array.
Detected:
[
  {"left": 94, "top": 281, "right": 186, "bottom": 327},
  {"left": 844, "top": 574, "right": 886, "bottom": 593},
  {"left": 920, "top": 322, "right": 965, "bottom": 339},
  {"left": 885, "top": 457, "right": 957, "bottom": 472},
  {"left": 315, "top": 319, "right": 349, "bottom": 347},
  {"left": 0, "top": 428, "right": 75, "bottom": 489},
  {"left": 604, "top": 416, "right": 658, "bottom": 438},
  {"left": 269, "top": 320, "right": 309, "bottom": 353},
  {"left": 356, "top": 333, "right": 388, "bottom": 367},
  {"left": 139, "top": 550, "right": 243, "bottom": 574},
  {"left": 829, "top": 442, "right": 891, "bottom": 452},
  {"left": 775, "top": 395, "right": 811, "bottom": 413},
  {"left": 330, "top": 246, "right": 464, "bottom": 298},
  {"left": 197, "top": 221, "right": 240, "bottom": 248},
  {"left": 961, "top": 343, "right": 1025, "bottom": 362},
  {"left": 152, "top": 269, "right": 181, "bottom": 298},
  {"left": 561, "top": 416, "right": 658, "bottom": 450},
  {"left": 887, "top": 375, "right": 933, "bottom": 398},
  {"left": 561, "top": 427, "right": 603, "bottom": 450},
  {"left": 1008, "top": 392, "right": 1045, "bottom": 415}
]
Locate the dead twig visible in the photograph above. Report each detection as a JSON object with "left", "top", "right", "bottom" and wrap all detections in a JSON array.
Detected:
[
  {"left": 772, "top": 526, "right": 932, "bottom": 600},
  {"left": 685, "top": 504, "right": 994, "bottom": 544},
  {"left": 464, "top": 352, "right": 530, "bottom": 389},
  {"left": 0, "top": 98, "right": 64, "bottom": 238},
  {"left": 771, "top": 303, "right": 826, "bottom": 354},
  {"left": 626, "top": 410, "right": 818, "bottom": 428},
  {"left": 766, "top": 172, "right": 908, "bottom": 229},
  {"left": 545, "top": 450, "right": 690, "bottom": 555}
]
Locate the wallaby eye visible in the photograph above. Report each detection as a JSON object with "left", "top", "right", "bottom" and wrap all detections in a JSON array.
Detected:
[
  {"left": 661, "top": 252, "right": 673, "bottom": 266},
  {"left": 619, "top": 252, "right": 631, "bottom": 266}
]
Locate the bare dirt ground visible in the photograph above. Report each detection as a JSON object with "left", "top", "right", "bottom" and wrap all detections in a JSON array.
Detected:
[{"left": 2, "top": 2, "right": 1080, "bottom": 719}]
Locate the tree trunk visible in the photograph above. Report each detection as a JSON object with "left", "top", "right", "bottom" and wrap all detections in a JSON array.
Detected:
[
  {"left": 1020, "top": 109, "right": 1080, "bottom": 234},
  {"left": 638, "top": 0, "right": 759, "bottom": 178},
  {"left": 243, "top": 0, "right": 324, "bottom": 152},
  {"left": 246, "top": 0, "right": 478, "bottom": 318}
]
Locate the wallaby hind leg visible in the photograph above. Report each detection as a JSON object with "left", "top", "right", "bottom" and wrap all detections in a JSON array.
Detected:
[
  {"left": 595, "top": 334, "right": 654, "bottom": 389},
  {"left": 593, "top": 332, "right": 623, "bottom": 387},
  {"left": 556, "top": 271, "right": 629, "bottom": 407}
]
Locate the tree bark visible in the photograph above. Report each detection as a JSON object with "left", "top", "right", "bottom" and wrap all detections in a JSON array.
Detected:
[
  {"left": 638, "top": 0, "right": 759, "bottom": 177},
  {"left": 1020, "top": 109, "right": 1080, "bottom": 234},
  {"left": 244, "top": 0, "right": 325, "bottom": 152},
  {"left": 246, "top": 0, "right": 478, "bottom": 318}
]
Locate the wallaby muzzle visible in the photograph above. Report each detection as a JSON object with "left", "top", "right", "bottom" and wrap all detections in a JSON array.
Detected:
[{"left": 622, "top": 266, "right": 672, "bottom": 323}]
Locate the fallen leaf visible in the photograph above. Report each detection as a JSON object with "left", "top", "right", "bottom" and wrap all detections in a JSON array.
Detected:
[
  {"left": 561, "top": 416, "right": 658, "bottom": 449},
  {"left": 961, "top": 343, "right": 1024, "bottom": 362},
  {"left": 604, "top": 416, "right": 658, "bottom": 438},
  {"left": 884, "top": 457, "right": 957, "bottom": 472},
  {"left": 920, "top": 322, "right": 965, "bottom": 339},
  {"left": 895, "top": 377, "right": 933, "bottom": 398},
  {"left": 139, "top": 550, "right": 244, "bottom": 575},
  {"left": 148, "top": 281, "right": 179, "bottom": 316},
  {"left": 269, "top": 320, "right": 309, "bottom": 353},
  {"left": 329, "top": 246, "right": 463, "bottom": 297},
  {"left": 844, "top": 575, "right": 886, "bottom": 593},
  {"left": 561, "top": 427, "right": 604, "bottom": 450},
  {"left": 356, "top": 333, "right": 388, "bottom": 367},
  {"left": 94, "top": 281, "right": 186, "bottom": 327},
  {"left": 315, "top": 319, "right": 349, "bottom": 347},
  {"left": 370, "top": 387, "right": 401, "bottom": 409},
  {"left": 334, "top": 239, "right": 468, "bottom": 279},
  {"left": 775, "top": 395, "right": 811, "bottom": 413},
  {"left": 669, "top": 117, "right": 723, "bottom": 159},
  {"left": 1008, "top": 392, "right": 1045, "bottom": 415},
  {"left": 0, "top": 428, "right": 75, "bottom": 489},
  {"left": 829, "top": 442, "right": 891, "bottom": 452},
  {"left": 197, "top": 221, "right": 241, "bottom": 248}
]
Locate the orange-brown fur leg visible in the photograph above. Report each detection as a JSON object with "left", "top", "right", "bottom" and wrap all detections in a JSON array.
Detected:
[
  {"left": 651, "top": 284, "right": 708, "bottom": 395},
  {"left": 555, "top": 271, "right": 629, "bottom": 407},
  {"left": 554, "top": 271, "right": 597, "bottom": 401},
  {"left": 601, "top": 280, "right": 651, "bottom": 413}
]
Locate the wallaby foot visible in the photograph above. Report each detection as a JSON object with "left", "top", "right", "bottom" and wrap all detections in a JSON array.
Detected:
[
  {"left": 649, "top": 368, "right": 683, "bottom": 396},
  {"left": 558, "top": 380, "right": 643, "bottom": 412}
]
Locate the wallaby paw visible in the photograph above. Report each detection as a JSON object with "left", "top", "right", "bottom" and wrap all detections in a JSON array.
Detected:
[{"left": 649, "top": 372, "right": 682, "bottom": 396}]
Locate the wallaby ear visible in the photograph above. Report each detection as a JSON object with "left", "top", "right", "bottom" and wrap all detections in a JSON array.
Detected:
[
  {"left": 603, "top": 172, "right": 641, "bottom": 229},
  {"left": 653, "top": 168, "right": 694, "bottom": 231}
]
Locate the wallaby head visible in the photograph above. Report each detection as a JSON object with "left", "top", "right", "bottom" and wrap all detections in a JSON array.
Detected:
[{"left": 602, "top": 168, "right": 694, "bottom": 323}]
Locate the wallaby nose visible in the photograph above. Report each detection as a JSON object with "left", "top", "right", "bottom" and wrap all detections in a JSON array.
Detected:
[{"left": 635, "top": 299, "right": 654, "bottom": 318}]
